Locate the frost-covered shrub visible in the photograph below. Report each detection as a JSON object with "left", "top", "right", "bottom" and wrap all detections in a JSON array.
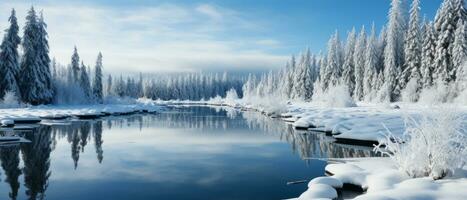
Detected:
[
  {"left": 312, "top": 83, "right": 356, "bottom": 108},
  {"left": 418, "top": 80, "right": 455, "bottom": 104},
  {"left": 1, "top": 91, "right": 20, "bottom": 108},
  {"left": 401, "top": 78, "right": 420, "bottom": 102},
  {"left": 375, "top": 109, "right": 467, "bottom": 179}
]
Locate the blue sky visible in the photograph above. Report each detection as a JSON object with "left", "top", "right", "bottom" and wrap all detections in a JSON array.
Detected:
[{"left": 0, "top": 0, "right": 444, "bottom": 74}]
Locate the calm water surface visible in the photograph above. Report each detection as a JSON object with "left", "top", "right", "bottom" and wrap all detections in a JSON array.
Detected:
[{"left": 0, "top": 106, "right": 375, "bottom": 200}]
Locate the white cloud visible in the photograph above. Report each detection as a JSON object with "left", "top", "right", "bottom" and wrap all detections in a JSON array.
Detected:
[{"left": 0, "top": 1, "right": 287, "bottom": 74}]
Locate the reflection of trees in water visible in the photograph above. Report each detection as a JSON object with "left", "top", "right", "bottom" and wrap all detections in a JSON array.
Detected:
[
  {"left": 241, "top": 111, "right": 377, "bottom": 159},
  {"left": 93, "top": 121, "right": 104, "bottom": 163},
  {"left": 21, "top": 126, "right": 52, "bottom": 200},
  {"left": 80, "top": 122, "right": 91, "bottom": 153},
  {"left": 49, "top": 121, "right": 104, "bottom": 169},
  {"left": 106, "top": 107, "right": 246, "bottom": 131},
  {"left": 0, "top": 145, "right": 22, "bottom": 200}
]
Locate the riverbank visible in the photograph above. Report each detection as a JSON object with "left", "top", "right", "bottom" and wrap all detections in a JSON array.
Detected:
[
  {"left": 157, "top": 99, "right": 467, "bottom": 145},
  {"left": 0, "top": 98, "right": 164, "bottom": 128}
]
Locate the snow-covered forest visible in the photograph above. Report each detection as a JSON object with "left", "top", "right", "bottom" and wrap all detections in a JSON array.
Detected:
[
  {"left": 243, "top": 0, "right": 467, "bottom": 105},
  {"left": 1, "top": 0, "right": 465, "bottom": 107},
  {"left": 0, "top": 7, "right": 244, "bottom": 106}
]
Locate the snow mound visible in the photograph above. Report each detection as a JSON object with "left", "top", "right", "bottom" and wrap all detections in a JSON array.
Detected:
[
  {"left": 308, "top": 177, "right": 343, "bottom": 189},
  {"left": 298, "top": 183, "right": 337, "bottom": 200}
]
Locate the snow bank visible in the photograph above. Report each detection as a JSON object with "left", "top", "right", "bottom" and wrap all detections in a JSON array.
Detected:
[
  {"left": 297, "top": 157, "right": 467, "bottom": 200},
  {"left": 0, "top": 98, "right": 164, "bottom": 123}
]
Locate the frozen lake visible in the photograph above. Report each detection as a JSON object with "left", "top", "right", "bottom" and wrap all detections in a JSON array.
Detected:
[{"left": 0, "top": 106, "right": 376, "bottom": 200}]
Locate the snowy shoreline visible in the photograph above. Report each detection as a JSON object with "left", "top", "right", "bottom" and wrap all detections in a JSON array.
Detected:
[
  {"left": 0, "top": 99, "right": 164, "bottom": 128},
  {"left": 159, "top": 99, "right": 467, "bottom": 144}
]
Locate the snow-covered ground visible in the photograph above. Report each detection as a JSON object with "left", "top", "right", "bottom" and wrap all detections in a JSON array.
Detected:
[
  {"left": 0, "top": 98, "right": 164, "bottom": 125},
  {"left": 293, "top": 157, "right": 467, "bottom": 200}
]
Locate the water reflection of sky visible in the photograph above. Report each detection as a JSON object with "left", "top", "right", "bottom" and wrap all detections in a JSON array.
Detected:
[{"left": 0, "top": 106, "right": 375, "bottom": 200}]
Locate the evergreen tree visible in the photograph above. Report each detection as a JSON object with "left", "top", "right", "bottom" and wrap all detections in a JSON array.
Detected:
[
  {"left": 92, "top": 52, "right": 104, "bottom": 103},
  {"left": 80, "top": 62, "right": 92, "bottom": 101},
  {"left": 19, "top": 7, "right": 54, "bottom": 105},
  {"left": 36, "top": 12, "right": 54, "bottom": 102},
  {"left": 433, "top": 0, "right": 466, "bottom": 82},
  {"left": 452, "top": 21, "right": 467, "bottom": 80},
  {"left": 292, "top": 53, "right": 307, "bottom": 100},
  {"left": 286, "top": 56, "right": 296, "bottom": 98},
  {"left": 421, "top": 22, "right": 437, "bottom": 87},
  {"left": 106, "top": 74, "right": 112, "bottom": 96},
  {"left": 383, "top": 0, "right": 408, "bottom": 102},
  {"left": 453, "top": 20, "right": 467, "bottom": 94},
  {"left": 353, "top": 26, "right": 367, "bottom": 100},
  {"left": 327, "top": 31, "right": 343, "bottom": 87},
  {"left": 0, "top": 9, "right": 21, "bottom": 99},
  {"left": 363, "top": 24, "right": 379, "bottom": 100},
  {"left": 401, "top": 0, "right": 422, "bottom": 91},
  {"left": 319, "top": 52, "right": 327, "bottom": 83},
  {"left": 341, "top": 28, "right": 357, "bottom": 95},
  {"left": 71, "top": 46, "right": 80, "bottom": 82}
]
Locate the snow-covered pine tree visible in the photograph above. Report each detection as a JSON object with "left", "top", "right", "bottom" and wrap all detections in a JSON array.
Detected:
[
  {"left": 287, "top": 55, "right": 296, "bottom": 98},
  {"left": 400, "top": 0, "right": 422, "bottom": 99},
  {"left": 0, "top": 9, "right": 21, "bottom": 99},
  {"left": 377, "top": 25, "right": 387, "bottom": 74},
  {"left": 71, "top": 46, "right": 80, "bottom": 82},
  {"left": 421, "top": 22, "right": 437, "bottom": 88},
  {"left": 292, "top": 52, "right": 306, "bottom": 100},
  {"left": 327, "top": 31, "right": 343, "bottom": 87},
  {"left": 353, "top": 26, "right": 367, "bottom": 101},
  {"left": 80, "top": 62, "right": 92, "bottom": 101},
  {"left": 302, "top": 49, "right": 314, "bottom": 100},
  {"left": 92, "top": 52, "right": 104, "bottom": 103},
  {"left": 137, "top": 72, "right": 144, "bottom": 98},
  {"left": 363, "top": 24, "right": 379, "bottom": 100},
  {"left": 19, "top": 7, "right": 54, "bottom": 105},
  {"left": 36, "top": 12, "right": 54, "bottom": 103},
  {"left": 341, "top": 27, "right": 357, "bottom": 95},
  {"left": 433, "top": 0, "right": 466, "bottom": 83},
  {"left": 106, "top": 74, "right": 112, "bottom": 96},
  {"left": 279, "top": 61, "right": 290, "bottom": 99},
  {"left": 453, "top": 20, "right": 467, "bottom": 96},
  {"left": 452, "top": 21, "right": 467, "bottom": 80},
  {"left": 51, "top": 57, "right": 57, "bottom": 79},
  {"left": 382, "top": 0, "right": 408, "bottom": 102},
  {"left": 318, "top": 52, "right": 327, "bottom": 85}
]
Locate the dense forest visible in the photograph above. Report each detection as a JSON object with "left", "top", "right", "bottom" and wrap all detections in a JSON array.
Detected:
[{"left": 244, "top": 0, "right": 467, "bottom": 104}]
